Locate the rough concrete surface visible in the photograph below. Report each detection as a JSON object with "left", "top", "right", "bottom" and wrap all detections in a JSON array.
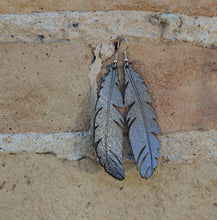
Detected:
[
  {"left": 0, "top": 129, "right": 216, "bottom": 164},
  {"left": 0, "top": 132, "right": 93, "bottom": 161},
  {"left": 0, "top": 41, "right": 92, "bottom": 133},
  {"left": 0, "top": 153, "right": 216, "bottom": 220},
  {"left": 1, "top": 12, "right": 217, "bottom": 49},
  {"left": 0, "top": 0, "right": 216, "bottom": 17}
]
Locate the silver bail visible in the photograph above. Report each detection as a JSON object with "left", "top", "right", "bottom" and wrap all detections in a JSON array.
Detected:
[{"left": 124, "top": 51, "right": 129, "bottom": 67}]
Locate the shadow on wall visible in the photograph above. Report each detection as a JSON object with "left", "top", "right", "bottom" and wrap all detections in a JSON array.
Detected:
[{"left": 76, "top": 157, "right": 101, "bottom": 175}]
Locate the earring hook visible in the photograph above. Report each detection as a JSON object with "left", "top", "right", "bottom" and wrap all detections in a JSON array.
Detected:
[
  {"left": 122, "top": 38, "right": 129, "bottom": 52},
  {"left": 113, "top": 39, "right": 120, "bottom": 68},
  {"left": 113, "top": 38, "right": 129, "bottom": 67},
  {"left": 116, "top": 38, "right": 129, "bottom": 52},
  {"left": 122, "top": 38, "right": 129, "bottom": 67},
  {"left": 124, "top": 51, "right": 129, "bottom": 67},
  {"left": 113, "top": 52, "right": 118, "bottom": 68}
]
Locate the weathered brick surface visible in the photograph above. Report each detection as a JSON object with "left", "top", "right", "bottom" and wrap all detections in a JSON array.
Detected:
[
  {"left": 98, "top": 40, "right": 217, "bottom": 133},
  {"left": 0, "top": 41, "right": 92, "bottom": 133},
  {"left": 0, "top": 0, "right": 216, "bottom": 16},
  {"left": 128, "top": 41, "right": 217, "bottom": 132},
  {"left": 0, "top": 153, "right": 216, "bottom": 219}
]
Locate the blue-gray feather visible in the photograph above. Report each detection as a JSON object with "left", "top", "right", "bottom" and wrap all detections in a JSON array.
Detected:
[
  {"left": 124, "top": 63, "right": 160, "bottom": 179},
  {"left": 94, "top": 65, "right": 125, "bottom": 180}
]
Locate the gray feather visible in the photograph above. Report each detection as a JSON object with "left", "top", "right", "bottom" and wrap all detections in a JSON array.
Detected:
[
  {"left": 124, "top": 63, "right": 160, "bottom": 179},
  {"left": 94, "top": 64, "right": 125, "bottom": 180}
]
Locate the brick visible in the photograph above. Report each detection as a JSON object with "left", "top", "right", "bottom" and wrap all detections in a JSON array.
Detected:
[{"left": 0, "top": 41, "right": 92, "bottom": 133}]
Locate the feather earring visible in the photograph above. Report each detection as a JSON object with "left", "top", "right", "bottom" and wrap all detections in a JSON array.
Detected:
[
  {"left": 123, "top": 51, "right": 160, "bottom": 179},
  {"left": 94, "top": 54, "right": 125, "bottom": 180},
  {"left": 94, "top": 42, "right": 160, "bottom": 180}
]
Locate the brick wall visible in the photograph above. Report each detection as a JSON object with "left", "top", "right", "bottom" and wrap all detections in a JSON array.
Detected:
[{"left": 0, "top": 2, "right": 217, "bottom": 219}]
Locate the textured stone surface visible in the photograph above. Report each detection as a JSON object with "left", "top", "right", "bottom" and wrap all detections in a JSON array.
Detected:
[
  {"left": 0, "top": 12, "right": 217, "bottom": 49},
  {"left": 0, "top": 41, "right": 92, "bottom": 133},
  {"left": 0, "top": 132, "right": 94, "bottom": 161},
  {"left": 0, "top": 12, "right": 65, "bottom": 43},
  {"left": 1, "top": 129, "right": 216, "bottom": 163},
  {"left": 0, "top": 0, "right": 216, "bottom": 16},
  {"left": 0, "top": 153, "right": 216, "bottom": 219},
  {"left": 99, "top": 41, "right": 217, "bottom": 132}
]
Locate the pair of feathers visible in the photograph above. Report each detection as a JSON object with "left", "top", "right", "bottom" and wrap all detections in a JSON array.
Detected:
[{"left": 94, "top": 61, "right": 160, "bottom": 180}]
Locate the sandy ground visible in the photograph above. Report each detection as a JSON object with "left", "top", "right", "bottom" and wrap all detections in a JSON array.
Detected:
[{"left": 0, "top": 153, "right": 216, "bottom": 220}]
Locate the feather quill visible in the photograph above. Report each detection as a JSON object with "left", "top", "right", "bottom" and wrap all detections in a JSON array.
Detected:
[
  {"left": 94, "top": 64, "right": 125, "bottom": 180},
  {"left": 124, "top": 62, "right": 160, "bottom": 179}
]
